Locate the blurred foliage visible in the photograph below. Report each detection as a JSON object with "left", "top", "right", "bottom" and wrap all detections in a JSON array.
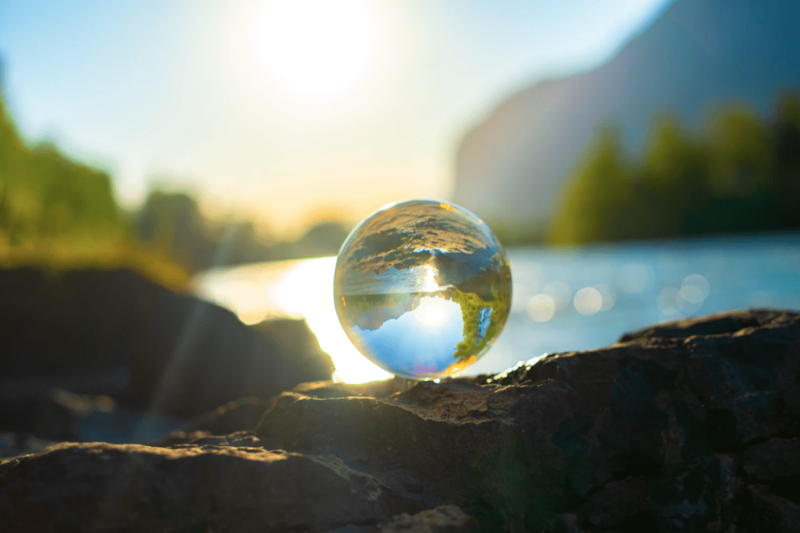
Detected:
[
  {"left": 0, "top": 71, "right": 351, "bottom": 281},
  {"left": 485, "top": 219, "right": 548, "bottom": 247},
  {"left": 0, "top": 100, "right": 124, "bottom": 247},
  {"left": 130, "top": 189, "right": 351, "bottom": 272},
  {"left": 551, "top": 93, "right": 800, "bottom": 244},
  {"left": 131, "top": 190, "right": 276, "bottom": 273},
  {"left": 0, "top": 75, "right": 190, "bottom": 288}
]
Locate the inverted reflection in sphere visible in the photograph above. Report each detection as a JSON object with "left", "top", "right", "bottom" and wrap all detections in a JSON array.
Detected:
[{"left": 333, "top": 200, "right": 512, "bottom": 379}]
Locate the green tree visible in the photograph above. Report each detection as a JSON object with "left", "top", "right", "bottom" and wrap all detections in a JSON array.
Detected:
[
  {"left": 635, "top": 117, "right": 710, "bottom": 238},
  {"left": 550, "top": 126, "right": 632, "bottom": 243},
  {"left": 550, "top": 93, "right": 800, "bottom": 244},
  {"left": 703, "top": 107, "right": 778, "bottom": 233},
  {"left": 0, "top": 82, "right": 124, "bottom": 247},
  {"left": 132, "top": 190, "right": 213, "bottom": 271},
  {"left": 771, "top": 94, "right": 800, "bottom": 226}
]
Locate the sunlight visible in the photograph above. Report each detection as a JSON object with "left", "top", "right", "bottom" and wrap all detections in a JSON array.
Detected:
[
  {"left": 254, "top": 0, "right": 381, "bottom": 99},
  {"left": 419, "top": 264, "right": 440, "bottom": 292},
  {"left": 271, "top": 257, "right": 392, "bottom": 384},
  {"left": 412, "top": 296, "right": 454, "bottom": 327}
]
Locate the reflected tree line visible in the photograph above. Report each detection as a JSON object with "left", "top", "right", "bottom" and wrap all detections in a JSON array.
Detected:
[
  {"left": 0, "top": 74, "right": 351, "bottom": 276},
  {"left": 450, "top": 266, "right": 510, "bottom": 364},
  {"left": 338, "top": 266, "right": 510, "bottom": 368},
  {"left": 550, "top": 93, "right": 800, "bottom": 243}
]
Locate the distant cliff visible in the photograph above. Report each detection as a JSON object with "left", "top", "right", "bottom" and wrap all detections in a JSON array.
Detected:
[{"left": 453, "top": 0, "right": 800, "bottom": 235}]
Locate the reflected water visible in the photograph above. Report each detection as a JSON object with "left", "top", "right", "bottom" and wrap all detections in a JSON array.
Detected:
[{"left": 196, "top": 232, "right": 800, "bottom": 384}]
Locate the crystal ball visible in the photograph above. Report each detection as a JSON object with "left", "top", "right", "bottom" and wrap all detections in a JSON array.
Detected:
[{"left": 334, "top": 200, "right": 512, "bottom": 379}]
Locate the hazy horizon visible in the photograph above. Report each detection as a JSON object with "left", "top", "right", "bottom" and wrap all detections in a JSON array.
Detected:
[{"left": 0, "top": 0, "right": 671, "bottom": 237}]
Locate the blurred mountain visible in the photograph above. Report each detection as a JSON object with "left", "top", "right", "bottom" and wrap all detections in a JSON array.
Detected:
[{"left": 453, "top": 0, "right": 800, "bottom": 235}]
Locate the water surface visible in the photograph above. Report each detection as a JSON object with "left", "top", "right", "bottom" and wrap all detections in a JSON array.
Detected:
[{"left": 196, "top": 233, "right": 800, "bottom": 382}]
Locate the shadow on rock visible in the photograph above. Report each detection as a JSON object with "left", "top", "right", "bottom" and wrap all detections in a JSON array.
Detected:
[{"left": 0, "top": 267, "right": 333, "bottom": 433}]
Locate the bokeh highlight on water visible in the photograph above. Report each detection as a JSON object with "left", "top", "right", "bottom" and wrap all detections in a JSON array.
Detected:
[
  {"left": 196, "top": 232, "right": 800, "bottom": 384},
  {"left": 333, "top": 200, "right": 512, "bottom": 379}
]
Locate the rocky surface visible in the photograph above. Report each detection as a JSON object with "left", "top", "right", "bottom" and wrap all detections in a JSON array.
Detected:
[
  {"left": 0, "top": 267, "right": 333, "bottom": 422},
  {"left": 2, "top": 309, "right": 800, "bottom": 531}
]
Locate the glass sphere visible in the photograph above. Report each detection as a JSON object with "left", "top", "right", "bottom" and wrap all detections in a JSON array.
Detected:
[{"left": 334, "top": 200, "right": 512, "bottom": 379}]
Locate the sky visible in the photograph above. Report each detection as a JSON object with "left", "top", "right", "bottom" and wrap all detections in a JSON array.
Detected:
[{"left": 0, "top": 0, "right": 672, "bottom": 237}]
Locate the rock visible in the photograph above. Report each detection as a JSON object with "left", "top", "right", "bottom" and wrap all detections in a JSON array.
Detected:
[
  {"left": 156, "top": 380, "right": 414, "bottom": 446},
  {"left": 182, "top": 397, "right": 272, "bottom": 436},
  {"left": 156, "top": 390, "right": 360, "bottom": 447},
  {"left": 577, "top": 476, "right": 653, "bottom": 530},
  {"left": 0, "top": 432, "right": 57, "bottom": 459},
  {"left": 746, "top": 485, "right": 800, "bottom": 533},
  {"left": 291, "top": 378, "right": 410, "bottom": 399},
  {"left": 617, "top": 308, "right": 786, "bottom": 342},
  {"left": 166, "top": 430, "right": 266, "bottom": 449},
  {"left": 743, "top": 438, "right": 800, "bottom": 482},
  {"left": 0, "top": 386, "right": 183, "bottom": 445},
  {"left": 379, "top": 505, "right": 478, "bottom": 533},
  {"left": 2, "top": 309, "right": 800, "bottom": 532},
  {"left": 0, "top": 388, "right": 82, "bottom": 442},
  {"left": 326, "top": 505, "right": 479, "bottom": 533},
  {"left": 255, "top": 309, "right": 800, "bottom": 530},
  {"left": 0, "top": 442, "right": 420, "bottom": 533},
  {"left": 0, "top": 267, "right": 333, "bottom": 418},
  {"left": 154, "top": 429, "right": 266, "bottom": 449}
]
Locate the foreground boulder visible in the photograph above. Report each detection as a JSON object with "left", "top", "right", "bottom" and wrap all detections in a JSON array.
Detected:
[
  {"left": 2, "top": 309, "right": 799, "bottom": 532},
  {"left": 0, "top": 267, "right": 333, "bottom": 420},
  {"left": 0, "top": 441, "right": 426, "bottom": 532}
]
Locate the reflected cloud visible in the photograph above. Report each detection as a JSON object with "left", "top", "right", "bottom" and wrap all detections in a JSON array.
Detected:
[{"left": 338, "top": 201, "right": 498, "bottom": 287}]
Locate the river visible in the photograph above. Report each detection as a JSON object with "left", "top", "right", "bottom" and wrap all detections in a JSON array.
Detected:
[{"left": 195, "top": 232, "right": 800, "bottom": 384}]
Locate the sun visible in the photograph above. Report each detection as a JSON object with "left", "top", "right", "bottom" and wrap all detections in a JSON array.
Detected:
[
  {"left": 412, "top": 296, "right": 455, "bottom": 327},
  {"left": 254, "top": 0, "right": 381, "bottom": 100}
]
